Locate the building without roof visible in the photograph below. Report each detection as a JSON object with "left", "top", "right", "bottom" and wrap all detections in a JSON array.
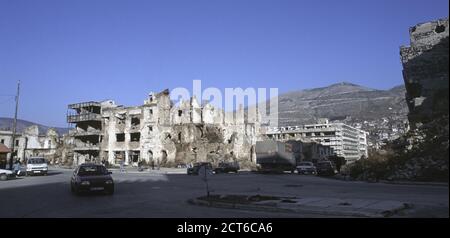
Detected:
[
  {"left": 67, "top": 89, "right": 263, "bottom": 168},
  {"left": 0, "top": 126, "right": 61, "bottom": 165}
]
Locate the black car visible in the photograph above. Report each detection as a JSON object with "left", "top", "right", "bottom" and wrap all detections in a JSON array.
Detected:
[
  {"left": 187, "top": 162, "right": 212, "bottom": 175},
  {"left": 214, "top": 162, "right": 240, "bottom": 174},
  {"left": 316, "top": 161, "right": 337, "bottom": 176},
  {"left": 71, "top": 163, "right": 114, "bottom": 195}
]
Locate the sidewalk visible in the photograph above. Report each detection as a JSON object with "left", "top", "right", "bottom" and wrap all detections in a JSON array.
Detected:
[
  {"left": 188, "top": 195, "right": 412, "bottom": 218},
  {"left": 331, "top": 174, "right": 449, "bottom": 187}
]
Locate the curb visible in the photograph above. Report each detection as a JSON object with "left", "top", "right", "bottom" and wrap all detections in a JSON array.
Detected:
[
  {"left": 329, "top": 176, "right": 448, "bottom": 187},
  {"left": 378, "top": 180, "right": 449, "bottom": 187}
]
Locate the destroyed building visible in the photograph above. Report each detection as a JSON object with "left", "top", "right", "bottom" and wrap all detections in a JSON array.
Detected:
[
  {"left": 67, "top": 89, "right": 262, "bottom": 168},
  {"left": 400, "top": 17, "right": 449, "bottom": 129},
  {"left": 0, "top": 125, "right": 61, "bottom": 163}
]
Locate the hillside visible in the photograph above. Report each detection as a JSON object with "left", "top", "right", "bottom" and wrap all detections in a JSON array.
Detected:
[
  {"left": 258, "top": 82, "right": 408, "bottom": 126},
  {"left": 0, "top": 117, "right": 69, "bottom": 135}
]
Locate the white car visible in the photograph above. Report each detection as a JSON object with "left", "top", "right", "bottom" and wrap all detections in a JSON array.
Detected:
[
  {"left": 0, "top": 169, "right": 14, "bottom": 181},
  {"left": 296, "top": 162, "right": 317, "bottom": 175},
  {"left": 26, "top": 157, "right": 48, "bottom": 176}
]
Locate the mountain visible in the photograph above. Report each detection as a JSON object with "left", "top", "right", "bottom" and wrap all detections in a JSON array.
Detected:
[
  {"left": 0, "top": 117, "right": 69, "bottom": 136},
  {"left": 259, "top": 82, "right": 408, "bottom": 126},
  {"left": 251, "top": 82, "right": 409, "bottom": 146}
]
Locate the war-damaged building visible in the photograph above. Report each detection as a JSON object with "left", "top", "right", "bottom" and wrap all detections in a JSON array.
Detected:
[
  {"left": 67, "top": 89, "right": 262, "bottom": 168},
  {"left": 400, "top": 17, "right": 449, "bottom": 129},
  {"left": 0, "top": 125, "right": 61, "bottom": 163},
  {"left": 67, "top": 100, "right": 116, "bottom": 165}
]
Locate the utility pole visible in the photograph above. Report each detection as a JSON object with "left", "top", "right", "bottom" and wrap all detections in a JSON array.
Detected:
[{"left": 9, "top": 80, "right": 20, "bottom": 170}]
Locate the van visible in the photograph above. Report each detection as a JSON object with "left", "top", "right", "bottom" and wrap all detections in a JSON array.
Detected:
[{"left": 26, "top": 157, "right": 48, "bottom": 176}]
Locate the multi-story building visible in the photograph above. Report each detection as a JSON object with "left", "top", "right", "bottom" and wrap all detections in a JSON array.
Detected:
[
  {"left": 67, "top": 89, "right": 263, "bottom": 168},
  {"left": 264, "top": 119, "right": 369, "bottom": 163},
  {"left": 67, "top": 100, "right": 116, "bottom": 165}
]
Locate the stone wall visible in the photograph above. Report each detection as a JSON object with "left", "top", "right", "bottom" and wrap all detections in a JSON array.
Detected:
[
  {"left": 98, "top": 89, "right": 262, "bottom": 168},
  {"left": 400, "top": 18, "right": 449, "bottom": 129}
]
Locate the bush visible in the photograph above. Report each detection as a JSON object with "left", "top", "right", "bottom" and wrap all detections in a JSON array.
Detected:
[{"left": 348, "top": 115, "right": 449, "bottom": 182}]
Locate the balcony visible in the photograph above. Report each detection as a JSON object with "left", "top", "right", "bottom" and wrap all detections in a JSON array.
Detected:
[
  {"left": 73, "top": 129, "right": 102, "bottom": 136},
  {"left": 73, "top": 140, "right": 100, "bottom": 151},
  {"left": 67, "top": 113, "right": 101, "bottom": 123},
  {"left": 68, "top": 101, "right": 101, "bottom": 110}
]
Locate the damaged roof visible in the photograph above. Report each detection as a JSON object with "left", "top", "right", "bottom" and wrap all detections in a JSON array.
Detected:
[{"left": 0, "top": 143, "right": 11, "bottom": 153}]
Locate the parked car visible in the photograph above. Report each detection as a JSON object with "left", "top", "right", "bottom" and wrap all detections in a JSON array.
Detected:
[
  {"left": 0, "top": 169, "right": 14, "bottom": 181},
  {"left": 26, "top": 157, "right": 48, "bottom": 176},
  {"left": 316, "top": 160, "right": 337, "bottom": 176},
  {"left": 71, "top": 163, "right": 114, "bottom": 195},
  {"left": 214, "top": 162, "right": 240, "bottom": 174},
  {"left": 296, "top": 162, "right": 317, "bottom": 175},
  {"left": 187, "top": 162, "right": 212, "bottom": 175}
]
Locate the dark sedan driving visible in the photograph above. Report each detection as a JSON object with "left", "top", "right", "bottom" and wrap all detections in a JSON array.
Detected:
[{"left": 71, "top": 163, "right": 114, "bottom": 195}]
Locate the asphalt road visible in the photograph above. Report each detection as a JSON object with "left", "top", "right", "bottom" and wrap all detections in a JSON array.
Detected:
[{"left": 0, "top": 167, "right": 448, "bottom": 218}]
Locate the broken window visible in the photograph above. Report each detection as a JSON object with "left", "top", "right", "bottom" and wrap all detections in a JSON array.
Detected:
[
  {"left": 178, "top": 132, "right": 182, "bottom": 141},
  {"left": 161, "top": 150, "right": 168, "bottom": 164},
  {"left": 131, "top": 117, "right": 140, "bottom": 127},
  {"left": 131, "top": 151, "right": 140, "bottom": 163},
  {"left": 148, "top": 126, "right": 153, "bottom": 132},
  {"left": 149, "top": 109, "right": 153, "bottom": 115},
  {"left": 114, "top": 151, "right": 125, "bottom": 164},
  {"left": 148, "top": 150, "right": 153, "bottom": 161},
  {"left": 15, "top": 140, "right": 19, "bottom": 146},
  {"left": 1, "top": 139, "right": 4, "bottom": 144},
  {"left": 116, "top": 133, "right": 125, "bottom": 142},
  {"left": 115, "top": 113, "right": 126, "bottom": 124},
  {"left": 178, "top": 110, "right": 183, "bottom": 117},
  {"left": 435, "top": 25, "right": 446, "bottom": 33},
  {"left": 130, "top": 133, "right": 140, "bottom": 142}
]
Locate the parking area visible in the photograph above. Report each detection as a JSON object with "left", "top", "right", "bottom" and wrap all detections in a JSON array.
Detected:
[{"left": 0, "top": 167, "right": 448, "bottom": 217}]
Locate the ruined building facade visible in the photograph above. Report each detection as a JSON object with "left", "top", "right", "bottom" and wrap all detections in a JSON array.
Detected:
[
  {"left": 0, "top": 125, "right": 61, "bottom": 167},
  {"left": 68, "top": 90, "right": 262, "bottom": 168},
  {"left": 400, "top": 18, "right": 449, "bottom": 129}
]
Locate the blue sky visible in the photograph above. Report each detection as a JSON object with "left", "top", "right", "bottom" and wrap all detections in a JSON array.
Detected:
[{"left": 0, "top": 0, "right": 448, "bottom": 127}]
